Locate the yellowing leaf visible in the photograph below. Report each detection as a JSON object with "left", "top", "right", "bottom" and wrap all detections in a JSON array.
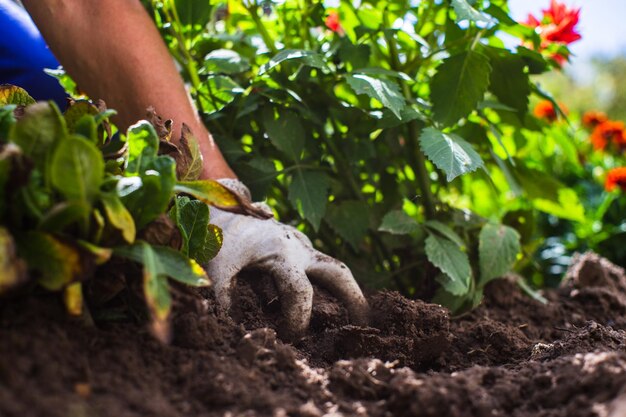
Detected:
[
  {"left": 101, "top": 192, "right": 136, "bottom": 243},
  {"left": 0, "top": 227, "right": 27, "bottom": 294},
  {"left": 17, "top": 232, "right": 91, "bottom": 291},
  {"left": 63, "top": 282, "right": 83, "bottom": 316},
  {"left": 0, "top": 84, "right": 35, "bottom": 106}
]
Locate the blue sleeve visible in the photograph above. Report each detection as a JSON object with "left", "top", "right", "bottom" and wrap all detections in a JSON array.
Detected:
[{"left": 0, "top": 0, "right": 67, "bottom": 108}]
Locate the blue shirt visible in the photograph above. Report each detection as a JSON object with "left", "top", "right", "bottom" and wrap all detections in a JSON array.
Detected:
[{"left": 0, "top": 0, "right": 67, "bottom": 108}]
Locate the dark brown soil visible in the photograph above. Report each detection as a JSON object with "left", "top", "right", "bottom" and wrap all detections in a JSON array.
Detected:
[{"left": 3, "top": 252, "right": 626, "bottom": 416}]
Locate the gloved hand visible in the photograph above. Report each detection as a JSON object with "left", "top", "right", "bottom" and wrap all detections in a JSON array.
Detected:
[{"left": 206, "top": 178, "right": 369, "bottom": 336}]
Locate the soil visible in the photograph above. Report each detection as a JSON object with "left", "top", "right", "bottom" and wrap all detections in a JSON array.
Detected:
[{"left": 3, "top": 251, "right": 626, "bottom": 416}]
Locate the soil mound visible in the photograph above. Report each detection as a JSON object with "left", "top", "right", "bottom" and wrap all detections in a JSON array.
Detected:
[{"left": 2, "top": 251, "right": 626, "bottom": 416}]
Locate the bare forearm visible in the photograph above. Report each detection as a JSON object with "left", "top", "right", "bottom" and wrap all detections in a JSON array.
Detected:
[{"left": 22, "top": 0, "right": 235, "bottom": 179}]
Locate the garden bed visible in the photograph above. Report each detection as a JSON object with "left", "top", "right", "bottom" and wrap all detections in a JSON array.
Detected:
[{"left": 2, "top": 251, "right": 626, "bottom": 417}]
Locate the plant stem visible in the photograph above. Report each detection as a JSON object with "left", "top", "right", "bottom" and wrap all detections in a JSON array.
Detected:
[{"left": 244, "top": 2, "right": 278, "bottom": 55}]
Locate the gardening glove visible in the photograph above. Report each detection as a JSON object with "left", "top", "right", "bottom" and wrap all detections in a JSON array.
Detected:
[{"left": 206, "top": 178, "right": 369, "bottom": 336}]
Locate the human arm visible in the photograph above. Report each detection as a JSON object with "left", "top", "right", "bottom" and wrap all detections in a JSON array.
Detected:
[
  {"left": 21, "top": 0, "right": 235, "bottom": 179},
  {"left": 21, "top": 0, "right": 369, "bottom": 334}
]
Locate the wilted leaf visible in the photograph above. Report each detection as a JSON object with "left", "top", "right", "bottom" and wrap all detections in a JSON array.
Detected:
[
  {"left": 346, "top": 74, "right": 406, "bottom": 119},
  {"left": 325, "top": 200, "right": 370, "bottom": 250},
  {"left": 0, "top": 84, "right": 35, "bottom": 106},
  {"left": 50, "top": 135, "right": 104, "bottom": 203},
  {"left": 174, "top": 180, "right": 272, "bottom": 219},
  {"left": 203, "top": 49, "right": 251, "bottom": 74},
  {"left": 101, "top": 192, "right": 136, "bottom": 243},
  {"left": 425, "top": 233, "right": 471, "bottom": 296},
  {"left": 288, "top": 170, "right": 329, "bottom": 231},
  {"left": 263, "top": 108, "right": 305, "bottom": 162},
  {"left": 0, "top": 227, "right": 27, "bottom": 293},
  {"left": 478, "top": 223, "right": 520, "bottom": 286},
  {"left": 146, "top": 107, "right": 173, "bottom": 142},
  {"left": 378, "top": 210, "right": 421, "bottom": 235},
  {"left": 176, "top": 124, "right": 203, "bottom": 181},
  {"left": 64, "top": 100, "right": 98, "bottom": 135},
  {"left": 430, "top": 51, "right": 491, "bottom": 126},
  {"left": 139, "top": 214, "right": 182, "bottom": 249},
  {"left": 258, "top": 49, "right": 326, "bottom": 75},
  {"left": 420, "top": 127, "right": 484, "bottom": 181},
  {"left": 17, "top": 232, "right": 93, "bottom": 291}
]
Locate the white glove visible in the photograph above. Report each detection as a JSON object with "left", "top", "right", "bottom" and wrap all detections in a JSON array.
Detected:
[{"left": 206, "top": 179, "right": 369, "bottom": 336}]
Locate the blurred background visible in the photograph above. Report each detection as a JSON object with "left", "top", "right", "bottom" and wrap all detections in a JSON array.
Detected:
[{"left": 509, "top": 0, "right": 626, "bottom": 120}]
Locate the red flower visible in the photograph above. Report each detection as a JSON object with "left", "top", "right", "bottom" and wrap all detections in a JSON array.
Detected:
[
  {"left": 605, "top": 167, "right": 626, "bottom": 192},
  {"left": 533, "top": 100, "right": 567, "bottom": 122},
  {"left": 582, "top": 111, "right": 608, "bottom": 128},
  {"left": 590, "top": 121, "right": 626, "bottom": 151},
  {"left": 524, "top": 1, "right": 581, "bottom": 65},
  {"left": 325, "top": 11, "right": 344, "bottom": 36}
]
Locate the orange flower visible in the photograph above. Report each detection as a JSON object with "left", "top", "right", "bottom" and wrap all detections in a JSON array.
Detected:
[
  {"left": 590, "top": 120, "right": 626, "bottom": 151},
  {"left": 325, "top": 11, "right": 344, "bottom": 36},
  {"left": 524, "top": 0, "right": 581, "bottom": 65},
  {"left": 605, "top": 167, "right": 626, "bottom": 192},
  {"left": 582, "top": 111, "right": 608, "bottom": 128}
]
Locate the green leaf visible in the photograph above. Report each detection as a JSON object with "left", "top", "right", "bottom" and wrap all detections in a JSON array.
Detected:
[
  {"left": 114, "top": 241, "right": 210, "bottom": 287},
  {"left": 325, "top": 200, "right": 370, "bottom": 250},
  {"left": 101, "top": 192, "right": 136, "bottom": 243},
  {"left": 16, "top": 232, "right": 90, "bottom": 291},
  {"left": 0, "top": 227, "right": 27, "bottom": 293},
  {"left": 478, "top": 223, "right": 520, "bottom": 286},
  {"left": 346, "top": 74, "right": 406, "bottom": 119},
  {"left": 258, "top": 49, "right": 326, "bottom": 75},
  {"left": 378, "top": 210, "right": 420, "bottom": 235},
  {"left": 50, "top": 135, "right": 104, "bottom": 203},
  {"left": 38, "top": 201, "right": 91, "bottom": 233},
  {"left": 430, "top": 51, "right": 491, "bottom": 126},
  {"left": 64, "top": 100, "right": 98, "bottom": 135},
  {"left": 126, "top": 121, "right": 159, "bottom": 175},
  {"left": 487, "top": 51, "right": 530, "bottom": 115},
  {"left": 9, "top": 101, "right": 67, "bottom": 171},
  {"left": 533, "top": 188, "right": 586, "bottom": 223},
  {"left": 375, "top": 107, "right": 424, "bottom": 129},
  {"left": 203, "top": 49, "right": 251, "bottom": 74},
  {"left": 198, "top": 224, "right": 223, "bottom": 264},
  {"left": 451, "top": 0, "right": 494, "bottom": 23},
  {"left": 263, "top": 109, "right": 305, "bottom": 161},
  {"left": 0, "top": 85, "right": 35, "bottom": 106},
  {"left": 420, "top": 127, "right": 484, "bottom": 181},
  {"left": 175, "top": 0, "right": 212, "bottom": 27},
  {"left": 119, "top": 156, "right": 177, "bottom": 229},
  {"left": 197, "top": 75, "right": 243, "bottom": 114},
  {"left": 0, "top": 105, "right": 16, "bottom": 140},
  {"left": 425, "top": 234, "right": 471, "bottom": 296},
  {"left": 424, "top": 220, "right": 464, "bottom": 247},
  {"left": 288, "top": 170, "right": 329, "bottom": 231},
  {"left": 170, "top": 196, "right": 210, "bottom": 257}
]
